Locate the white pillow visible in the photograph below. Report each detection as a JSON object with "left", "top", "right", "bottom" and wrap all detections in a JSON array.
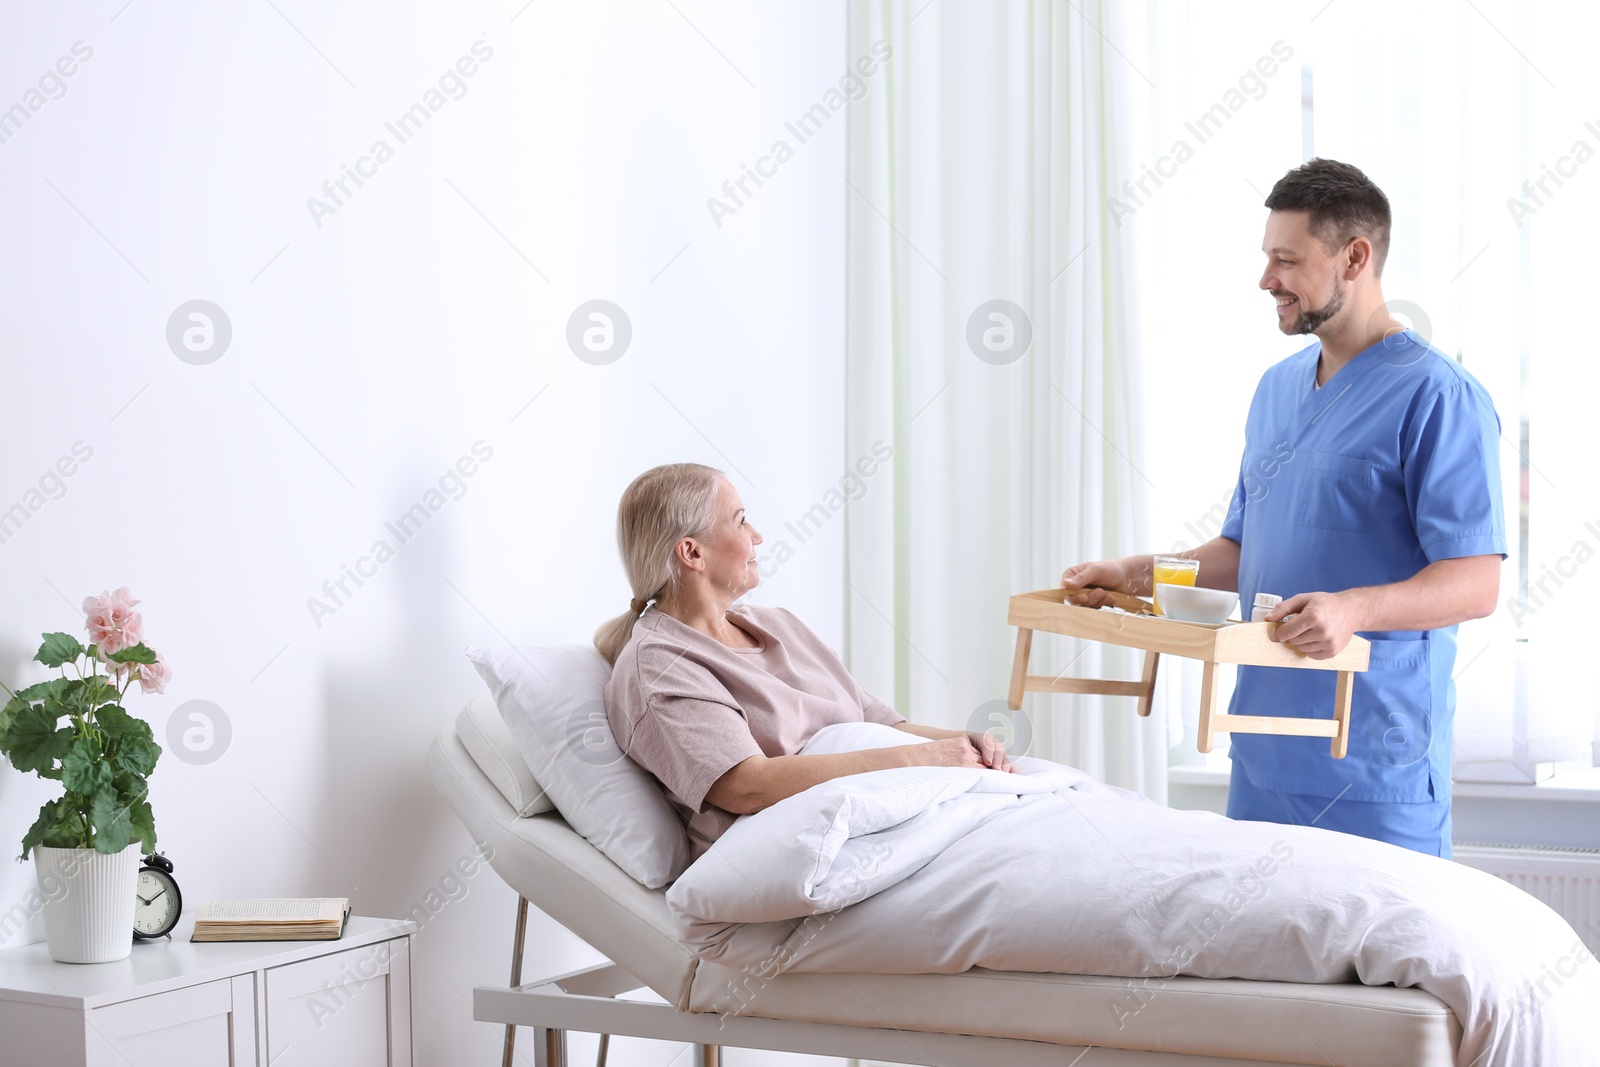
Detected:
[
  {"left": 667, "top": 763, "right": 1048, "bottom": 923},
  {"left": 466, "top": 644, "right": 690, "bottom": 888}
]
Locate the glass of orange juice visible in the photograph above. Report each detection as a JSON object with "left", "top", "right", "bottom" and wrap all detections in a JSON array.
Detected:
[{"left": 1151, "top": 556, "right": 1199, "bottom": 615}]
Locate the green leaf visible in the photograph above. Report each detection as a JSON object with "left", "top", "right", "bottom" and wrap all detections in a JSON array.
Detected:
[
  {"left": 15, "top": 678, "right": 73, "bottom": 704},
  {"left": 77, "top": 677, "right": 118, "bottom": 709},
  {"left": 90, "top": 785, "right": 134, "bottom": 854},
  {"left": 129, "top": 797, "right": 157, "bottom": 854},
  {"left": 0, "top": 694, "right": 25, "bottom": 740},
  {"left": 93, "top": 704, "right": 143, "bottom": 740},
  {"left": 42, "top": 810, "right": 87, "bottom": 849},
  {"left": 62, "top": 738, "right": 112, "bottom": 795},
  {"left": 106, "top": 644, "right": 157, "bottom": 666},
  {"left": 20, "top": 800, "right": 56, "bottom": 859},
  {"left": 20, "top": 798, "right": 84, "bottom": 859},
  {"left": 3, "top": 703, "right": 72, "bottom": 775},
  {"left": 112, "top": 735, "right": 160, "bottom": 779},
  {"left": 97, "top": 706, "right": 160, "bottom": 779},
  {"left": 35, "top": 633, "right": 86, "bottom": 668},
  {"left": 24, "top": 678, "right": 107, "bottom": 720}
]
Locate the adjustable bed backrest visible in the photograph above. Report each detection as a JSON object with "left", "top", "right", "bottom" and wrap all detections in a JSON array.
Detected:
[
  {"left": 453, "top": 694, "right": 553, "bottom": 816},
  {"left": 427, "top": 697, "right": 702, "bottom": 1010}
]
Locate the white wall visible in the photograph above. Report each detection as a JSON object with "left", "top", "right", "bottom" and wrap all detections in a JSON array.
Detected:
[{"left": 0, "top": 3, "right": 856, "bottom": 1064}]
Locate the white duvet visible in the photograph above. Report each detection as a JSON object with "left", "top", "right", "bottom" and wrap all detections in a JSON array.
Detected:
[{"left": 665, "top": 723, "right": 1600, "bottom": 1067}]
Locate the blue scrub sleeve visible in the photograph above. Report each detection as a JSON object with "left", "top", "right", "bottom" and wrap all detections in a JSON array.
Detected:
[
  {"left": 1403, "top": 381, "right": 1507, "bottom": 562},
  {"left": 1219, "top": 456, "right": 1249, "bottom": 544}
]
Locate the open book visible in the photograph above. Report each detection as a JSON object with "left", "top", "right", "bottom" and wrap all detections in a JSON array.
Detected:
[{"left": 191, "top": 898, "right": 351, "bottom": 942}]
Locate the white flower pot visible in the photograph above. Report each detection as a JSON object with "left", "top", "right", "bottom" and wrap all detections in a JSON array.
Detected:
[{"left": 33, "top": 844, "right": 140, "bottom": 964}]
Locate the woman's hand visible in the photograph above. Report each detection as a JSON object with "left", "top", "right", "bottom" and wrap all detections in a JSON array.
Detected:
[
  {"left": 892, "top": 722, "right": 1015, "bottom": 772},
  {"left": 966, "top": 731, "right": 1014, "bottom": 772},
  {"left": 908, "top": 737, "right": 988, "bottom": 769},
  {"left": 900, "top": 735, "right": 1014, "bottom": 772}
]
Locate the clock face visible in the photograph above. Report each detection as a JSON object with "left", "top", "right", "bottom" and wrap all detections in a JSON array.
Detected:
[{"left": 133, "top": 868, "right": 182, "bottom": 939}]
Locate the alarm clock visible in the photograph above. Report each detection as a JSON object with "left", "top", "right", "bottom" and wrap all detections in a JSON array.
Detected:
[{"left": 133, "top": 853, "right": 182, "bottom": 940}]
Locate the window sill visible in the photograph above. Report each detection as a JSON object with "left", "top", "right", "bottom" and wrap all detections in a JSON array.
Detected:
[
  {"left": 1169, "top": 763, "right": 1600, "bottom": 801},
  {"left": 1167, "top": 765, "right": 1230, "bottom": 789}
]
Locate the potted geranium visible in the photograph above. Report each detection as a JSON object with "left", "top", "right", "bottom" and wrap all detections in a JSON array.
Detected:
[{"left": 0, "top": 588, "right": 167, "bottom": 963}]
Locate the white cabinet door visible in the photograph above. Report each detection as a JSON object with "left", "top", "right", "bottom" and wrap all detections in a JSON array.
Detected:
[
  {"left": 264, "top": 937, "right": 411, "bottom": 1067},
  {"left": 88, "top": 974, "right": 256, "bottom": 1067}
]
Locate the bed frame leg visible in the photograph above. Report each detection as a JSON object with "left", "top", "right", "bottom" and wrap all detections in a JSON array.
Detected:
[
  {"left": 533, "top": 1027, "right": 567, "bottom": 1067},
  {"left": 693, "top": 1045, "right": 719, "bottom": 1067},
  {"left": 502, "top": 895, "right": 530, "bottom": 1067}
]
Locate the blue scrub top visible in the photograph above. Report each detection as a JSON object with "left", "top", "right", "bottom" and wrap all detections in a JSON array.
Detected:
[{"left": 1218, "top": 330, "right": 1506, "bottom": 804}]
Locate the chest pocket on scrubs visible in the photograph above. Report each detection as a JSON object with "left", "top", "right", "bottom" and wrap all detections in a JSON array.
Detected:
[{"left": 1298, "top": 451, "right": 1375, "bottom": 533}]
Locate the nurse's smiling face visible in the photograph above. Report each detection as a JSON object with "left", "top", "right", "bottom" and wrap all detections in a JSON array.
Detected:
[{"left": 1260, "top": 209, "right": 1350, "bottom": 336}]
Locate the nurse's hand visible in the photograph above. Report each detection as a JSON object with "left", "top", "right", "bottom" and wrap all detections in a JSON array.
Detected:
[
  {"left": 1265, "top": 591, "right": 1358, "bottom": 660},
  {"left": 1060, "top": 559, "right": 1130, "bottom": 607}
]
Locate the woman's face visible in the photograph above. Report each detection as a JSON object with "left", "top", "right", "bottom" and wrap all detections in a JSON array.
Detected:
[{"left": 688, "top": 479, "right": 763, "bottom": 599}]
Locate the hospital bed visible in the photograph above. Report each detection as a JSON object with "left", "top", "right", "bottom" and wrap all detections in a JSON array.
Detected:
[{"left": 427, "top": 695, "right": 1464, "bottom": 1066}]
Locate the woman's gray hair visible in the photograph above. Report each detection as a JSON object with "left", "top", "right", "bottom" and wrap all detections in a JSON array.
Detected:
[{"left": 593, "top": 462, "right": 724, "bottom": 665}]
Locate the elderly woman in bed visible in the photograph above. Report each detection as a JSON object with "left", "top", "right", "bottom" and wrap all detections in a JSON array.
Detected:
[{"left": 595, "top": 462, "right": 1012, "bottom": 857}]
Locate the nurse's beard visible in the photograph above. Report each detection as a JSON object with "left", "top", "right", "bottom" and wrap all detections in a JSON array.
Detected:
[{"left": 1285, "top": 286, "right": 1344, "bottom": 335}]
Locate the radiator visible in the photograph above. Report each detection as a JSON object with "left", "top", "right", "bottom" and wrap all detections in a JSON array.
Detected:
[{"left": 1454, "top": 842, "right": 1600, "bottom": 953}]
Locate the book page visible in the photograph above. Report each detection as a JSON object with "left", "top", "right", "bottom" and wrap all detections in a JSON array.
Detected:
[{"left": 197, "top": 897, "right": 348, "bottom": 923}]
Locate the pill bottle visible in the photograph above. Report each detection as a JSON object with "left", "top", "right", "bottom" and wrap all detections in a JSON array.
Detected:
[{"left": 1251, "top": 593, "right": 1282, "bottom": 623}]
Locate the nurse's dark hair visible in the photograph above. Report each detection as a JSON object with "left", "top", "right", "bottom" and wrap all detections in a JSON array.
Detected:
[{"left": 1264, "top": 158, "right": 1392, "bottom": 276}]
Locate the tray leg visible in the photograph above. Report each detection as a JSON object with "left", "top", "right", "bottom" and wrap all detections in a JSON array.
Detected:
[
  {"left": 1135, "top": 650, "right": 1160, "bottom": 717},
  {"left": 1197, "top": 661, "right": 1219, "bottom": 753},
  {"left": 1331, "top": 669, "right": 1354, "bottom": 759},
  {"left": 1007, "top": 627, "right": 1034, "bottom": 711}
]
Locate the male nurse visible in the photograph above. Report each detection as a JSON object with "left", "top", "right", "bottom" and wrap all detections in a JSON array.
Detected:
[{"left": 1061, "top": 158, "right": 1505, "bottom": 857}]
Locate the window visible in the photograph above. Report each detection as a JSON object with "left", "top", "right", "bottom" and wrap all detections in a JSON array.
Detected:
[{"left": 1133, "top": 0, "right": 1599, "bottom": 777}]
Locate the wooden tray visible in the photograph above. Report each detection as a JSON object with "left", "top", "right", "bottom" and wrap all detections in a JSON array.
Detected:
[{"left": 1006, "top": 588, "right": 1371, "bottom": 757}]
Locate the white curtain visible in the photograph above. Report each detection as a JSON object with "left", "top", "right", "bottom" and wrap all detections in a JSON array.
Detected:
[
  {"left": 843, "top": 1, "right": 1164, "bottom": 799},
  {"left": 1299, "top": 4, "right": 1597, "bottom": 780}
]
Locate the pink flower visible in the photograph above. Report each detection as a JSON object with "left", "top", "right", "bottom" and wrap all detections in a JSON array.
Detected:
[
  {"left": 136, "top": 653, "right": 171, "bottom": 696},
  {"left": 83, "top": 588, "right": 144, "bottom": 655}
]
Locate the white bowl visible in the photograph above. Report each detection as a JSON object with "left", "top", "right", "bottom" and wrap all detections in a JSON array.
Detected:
[{"left": 1155, "top": 583, "right": 1239, "bottom": 624}]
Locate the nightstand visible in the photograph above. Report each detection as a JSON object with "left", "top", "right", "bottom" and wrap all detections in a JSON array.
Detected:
[{"left": 0, "top": 916, "right": 416, "bottom": 1067}]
